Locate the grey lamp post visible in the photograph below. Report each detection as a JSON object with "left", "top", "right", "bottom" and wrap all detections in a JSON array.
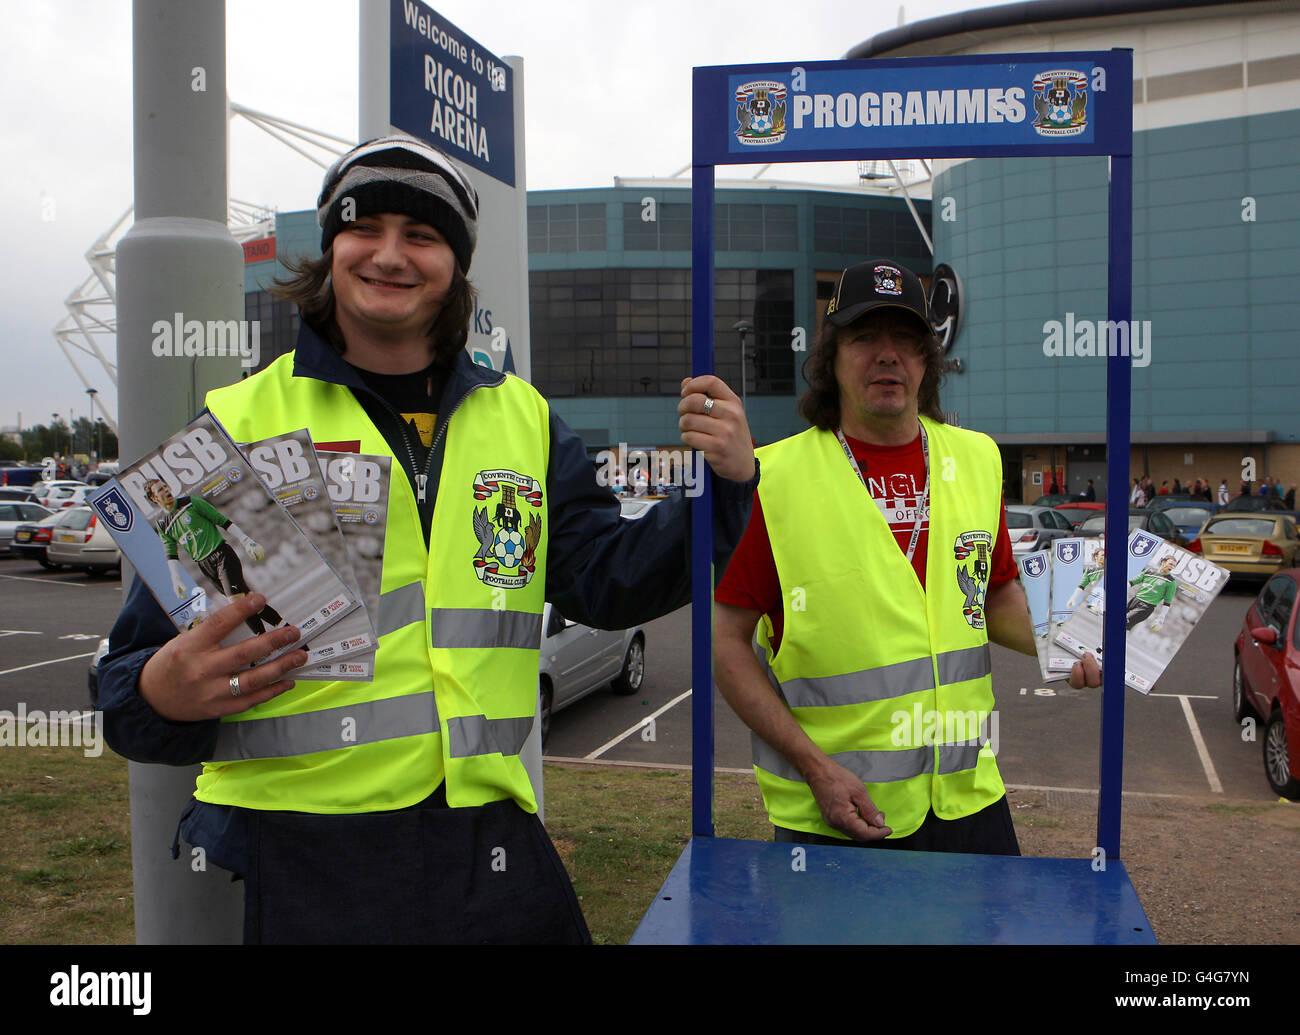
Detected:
[{"left": 731, "top": 319, "right": 754, "bottom": 411}]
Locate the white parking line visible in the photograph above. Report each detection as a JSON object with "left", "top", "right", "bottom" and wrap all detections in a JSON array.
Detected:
[
  {"left": 584, "top": 687, "right": 694, "bottom": 760},
  {"left": 0, "top": 652, "right": 97, "bottom": 678},
  {"left": 0, "top": 573, "right": 89, "bottom": 588},
  {"left": 1172, "top": 694, "right": 1224, "bottom": 793}
]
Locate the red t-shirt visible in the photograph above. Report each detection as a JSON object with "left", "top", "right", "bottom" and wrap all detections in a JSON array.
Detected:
[{"left": 716, "top": 430, "right": 1017, "bottom": 651}]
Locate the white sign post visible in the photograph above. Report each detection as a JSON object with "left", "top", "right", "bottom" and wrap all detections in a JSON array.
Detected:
[{"left": 359, "top": 0, "right": 530, "bottom": 382}]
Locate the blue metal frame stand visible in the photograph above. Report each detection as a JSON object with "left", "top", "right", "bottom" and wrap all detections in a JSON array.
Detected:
[{"left": 639, "top": 49, "right": 1151, "bottom": 944}]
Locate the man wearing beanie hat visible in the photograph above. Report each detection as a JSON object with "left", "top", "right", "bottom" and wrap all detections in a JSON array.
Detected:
[
  {"left": 98, "top": 135, "right": 759, "bottom": 944},
  {"left": 714, "top": 259, "right": 1100, "bottom": 857}
]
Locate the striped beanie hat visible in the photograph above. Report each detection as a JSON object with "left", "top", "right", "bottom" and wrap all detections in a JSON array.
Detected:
[{"left": 317, "top": 135, "right": 479, "bottom": 272}]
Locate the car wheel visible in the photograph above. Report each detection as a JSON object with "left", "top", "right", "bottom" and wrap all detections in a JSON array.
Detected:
[
  {"left": 611, "top": 635, "right": 645, "bottom": 695},
  {"left": 538, "top": 677, "right": 553, "bottom": 747},
  {"left": 1263, "top": 711, "right": 1300, "bottom": 799},
  {"left": 37, "top": 557, "right": 55, "bottom": 569},
  {"left": 1232, "top": 657, "right": 1259, "bottom": 722}
]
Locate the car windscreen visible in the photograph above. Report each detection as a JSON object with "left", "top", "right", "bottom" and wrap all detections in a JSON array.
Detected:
[
  {"left": 1206, "top": 518, "right": 1276, "bottom": 537},
  {"left": 1162, "top": 506, "right": 1211, "bottom": 525},
  {"left": 1079, "top": 516, "right": 1105, "bottom": 534},
  {"left": 1055, "top": 507, "right": 1093, "bottom": 523},
  {"left": 1006, "top": 511, "right": 1032, "bottom": 528}
]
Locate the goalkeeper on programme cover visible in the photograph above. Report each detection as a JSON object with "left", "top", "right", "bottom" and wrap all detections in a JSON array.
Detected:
[
  {"left": 144, "top": 479, "right": 283, "bottom": 636},
  {"left": 1126, "top": 553, "right": 1178, "bottom": 633},
  {"left": 1066, "top": 547, "right": 1106, "bottom": 614}
]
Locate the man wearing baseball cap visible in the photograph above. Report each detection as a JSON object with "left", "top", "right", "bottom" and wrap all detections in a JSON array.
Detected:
[
  {"left": 714, "top": 259, "right": 1099, "bottom": 855},
  {"left": 98, "top": 134, "right": 758, "bottom": 943}
]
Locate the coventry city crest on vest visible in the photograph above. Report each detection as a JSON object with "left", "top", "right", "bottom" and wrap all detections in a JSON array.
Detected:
[
  {"left": 472, "top": 468, "right": 543, "bottom": 589},
  {"left": 953, "top": 530, "right": 993, "bottom": 629}
]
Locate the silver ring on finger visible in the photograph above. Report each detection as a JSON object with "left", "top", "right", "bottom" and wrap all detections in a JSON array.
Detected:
[
  {"left": 702, "top": 397, "right": 716, "bottom": 416},
  {"left": 229, "top": 674, "right": 243, "bottom": 698}
]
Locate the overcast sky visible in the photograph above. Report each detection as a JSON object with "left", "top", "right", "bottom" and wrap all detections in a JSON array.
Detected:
[{"left": 2, "top": 0, "right": 981, "bottom": 448}]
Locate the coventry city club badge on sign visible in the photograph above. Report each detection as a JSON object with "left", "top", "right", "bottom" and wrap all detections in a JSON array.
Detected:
[
  {"left": 734, "top": 80, "right": 788, "bottom": 146},
  {"left": 1032, "top": 69, "right": 1088, "bottom": 137}
]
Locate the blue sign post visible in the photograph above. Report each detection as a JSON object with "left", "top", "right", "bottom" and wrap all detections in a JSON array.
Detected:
[{"left": 634, "top": 51, "right": 1153, "bottom": 944}]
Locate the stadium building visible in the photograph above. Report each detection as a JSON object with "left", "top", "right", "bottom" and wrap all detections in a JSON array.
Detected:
[
  {"left": 239, "top": 0, "right": 1299, "bottom": 504},
  {"left": 241, "top": 180, "right": 933, "bottom": 459},
  {"left": 848, "top": 0, "right": 1300, "bottom": 501}
]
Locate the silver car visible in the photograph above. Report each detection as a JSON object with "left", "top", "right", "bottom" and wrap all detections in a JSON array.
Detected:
[
  {"left": 538, "top": 602, "right": 644, "bottom": 745},
  {"left": 1006, "top": 504, "right": 1074, "bottom": 557},
  {"left": 45, "top": 506, "right": 121, "bottom": 573},
  {"left": 0, "top": 501, "right": 54, "bottom": 552}
]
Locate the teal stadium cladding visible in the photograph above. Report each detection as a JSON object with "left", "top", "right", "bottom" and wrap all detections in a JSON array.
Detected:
[{"left": 932, "top": 107, "right": 1300, "bottom": 440}]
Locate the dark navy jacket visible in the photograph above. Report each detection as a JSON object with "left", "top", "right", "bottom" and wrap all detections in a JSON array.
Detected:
[{"left": 97, "top": 320, "right": 757, "bottom": 873}]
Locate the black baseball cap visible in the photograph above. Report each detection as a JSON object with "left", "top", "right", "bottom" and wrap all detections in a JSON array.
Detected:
[{"left": 825, "top": 259, "right": 930, "bottom": 329}]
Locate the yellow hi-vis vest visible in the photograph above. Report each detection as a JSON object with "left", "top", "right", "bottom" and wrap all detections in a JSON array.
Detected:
[
  {"left": 752, "top": 416, "right": 1005, "bottom": 839},
  {"left": 201, "top": 352, "right": 549, "bottom": 814}
]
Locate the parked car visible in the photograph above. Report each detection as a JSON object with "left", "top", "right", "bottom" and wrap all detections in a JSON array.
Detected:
[
  {"left": 1221, "top": 494, "right": 1300, "bottom": 521},
  {"left": 0, "top": 501, "right": 54, "bottom": 552},
  {"left": 10, "top": 512, "right": 66, "bottom": 567},
  {"left": 1145, "top": 499, "right": 1219, "bottom": 539},
  {"left": 537, "top": 602, "right": 644, "bottom": 745},
  {"left": 1006, "top": 504, "right": 1074, "bottom": 557},
  {"left": 1031, "top": 493, "right": 1074, "bottom": 508},
  {"left": 1053, "top": 501, "right": 1106, "bottom": 530},
  {"left": 31, "top": 480, "right": 91, "bottom": 508},
  {"left": 1076, "top": 509, "right": 1188, "bottom": 546},
  {"left": 1189, "top": 514, "right": 1299, "bottom": 580},
  {"left": 0, "top": 486, "right": 42, "bottom": 504},
  {"left": 0, "top": 465, "right": 46, "bottom": 488},
  {"left": 44, "top": 507, "right": 121, "bottom": 574},
  {"left": 1232, "top": 570, "right": 1300, "bottom": 798}
]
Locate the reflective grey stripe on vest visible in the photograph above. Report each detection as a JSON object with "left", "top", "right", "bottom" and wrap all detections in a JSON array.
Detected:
[
  {"left": 752, "top": 734, "right": 933, "bottom": 785},
  {"left": 378, "top": 581, "right": 425, "bottom": 637},
  {"left": 772, "top": 656, "right": 936, "bottom": 709},
  {"left": 936, "top": 643, "right": 991, "bottom": 685},
  {"left": 430, "top": 608, "right": 542, "bottom": 649},
  {"left": 209, "top": 691, "right": 440, "bottom": 762},
  {"left": 447, "top": 715, "right": 535, "bottom": 758},
  {"left": 761, "top": 646, "right": 990, "bottom": 710},
  {"left": 938, "top": 714, "right": 993, "bottom": 775}
]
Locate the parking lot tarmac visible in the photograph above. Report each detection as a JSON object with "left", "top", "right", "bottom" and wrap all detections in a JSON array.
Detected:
[{"left": 0, "top": 553, "right": 1284, "bottom": 804}]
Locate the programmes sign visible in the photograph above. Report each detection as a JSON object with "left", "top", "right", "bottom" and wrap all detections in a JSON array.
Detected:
[
  {"left": 389, "top": 0, "right": 515, "bottom": 187},
  {"left": 695, "top": 53, "right": 1132, "bottom": 164}
]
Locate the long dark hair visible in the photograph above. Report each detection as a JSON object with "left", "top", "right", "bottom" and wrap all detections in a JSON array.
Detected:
[
  {"left": 272, "top": 248, "right": 476, "bottom": 365},
  {"left": 797, "top": 313, "right": 947, "bottom": 430}
]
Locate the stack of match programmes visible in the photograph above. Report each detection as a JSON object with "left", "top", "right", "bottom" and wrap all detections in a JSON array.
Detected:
[
  {"left": 1018, "top": 530, "right": 1228, "bottom": 693},
  {"left": 89, "top": 414, "right": 366, "bottom": 671},
  {"left": 240, "top": 431, "right": 388, "bottom": 682}
]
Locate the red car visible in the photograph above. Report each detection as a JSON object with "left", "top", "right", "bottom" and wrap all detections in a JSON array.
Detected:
[{"left": 1233, "top": 568, "right": 1300, "bottom": 798}]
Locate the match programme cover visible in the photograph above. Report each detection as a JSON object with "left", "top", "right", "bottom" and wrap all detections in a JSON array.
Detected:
[
  {"left": 1054, "top": 530, "right": 1229, "bottom": 694},
  {"left": 1016, "top": 549, "right": 1057, "bottom": 683},
  {"left": 241, "top": 430, "right": 376, "bottom": 681},
  {"left": 318, "top": 451, "right": 390, "bottom": 674},
  {"left": 1047, "top": 536, "right": 1085, "bottom": 675},
  {"left": 90, "top": 413, "right": 359, "bottom": 661}
]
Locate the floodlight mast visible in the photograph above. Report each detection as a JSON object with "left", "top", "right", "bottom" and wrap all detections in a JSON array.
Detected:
[{"left": 53, "top": 99, "right": 351, "bottom": 440}]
